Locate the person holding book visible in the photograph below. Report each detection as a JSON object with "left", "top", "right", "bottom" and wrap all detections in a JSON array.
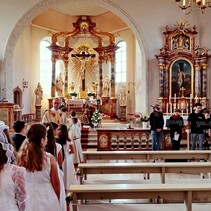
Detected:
[{"left": 168, "top": 109, "right": 184, "bottom": 150}]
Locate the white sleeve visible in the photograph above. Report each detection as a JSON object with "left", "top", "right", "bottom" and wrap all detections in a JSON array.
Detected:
[{"left": 12, "top": 166, "right": 28, "bottom": 211}]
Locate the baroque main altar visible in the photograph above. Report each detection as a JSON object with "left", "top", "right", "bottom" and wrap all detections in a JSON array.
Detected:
[{"left": 47, "top": 16, "right": 119, "bottom": 117}]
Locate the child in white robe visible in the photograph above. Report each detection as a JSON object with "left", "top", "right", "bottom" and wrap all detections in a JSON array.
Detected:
[{"left": 69, "top": 118, "right": 84, "bottom": 165}]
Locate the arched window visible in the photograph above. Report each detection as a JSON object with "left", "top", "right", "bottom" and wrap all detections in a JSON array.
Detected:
[
  {"left": 40, "top": 39, "right": 51, "bottom": 95},
  {"left": 115, "top": 40, "right": 126, "bottom": 83}
]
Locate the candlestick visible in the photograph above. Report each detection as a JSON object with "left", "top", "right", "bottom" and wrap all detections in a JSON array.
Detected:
[
  {"left": 174, "top": 93, "right": 176, "bottom": 102},
  {"left": 186, "top": 103, "right": 189, "bottom": 114},
  {"left": 195, "top": 95, "right": 198, "bottom": 103},
  {"left": 170, "top": 103, "right": 172, "bottom": 114}
]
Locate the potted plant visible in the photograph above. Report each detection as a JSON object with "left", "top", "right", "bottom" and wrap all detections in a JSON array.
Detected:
[
  {"left": 141, "top": 114, "right": 149, "bottom": 129},
  {"left": 87, "top": 92, "right": 95, "bottom": 100},
  {"left": 70, "top": 92, "right": 77, "bottom": 99},
  {"left": 141, "top": 114, "right": 149, "bottom": 122},
  {"left": 91, "top": 109, "right": 102, "bottom": 127}
]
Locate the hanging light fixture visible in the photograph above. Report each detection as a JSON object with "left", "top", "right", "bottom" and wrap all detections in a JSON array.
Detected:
[{"left": 175, "top": 0, "right": 211, "bottom": 14}]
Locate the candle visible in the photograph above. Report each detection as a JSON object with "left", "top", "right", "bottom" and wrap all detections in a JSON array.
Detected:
[
  {"left": 195, "top": 95, "right": 198, "bottom": 103},
  {"left": 186, "top": 103, "right": 189, "bottom": 114},
  {"left": 202, "top": 0, "right": 206, "bottom": 5},
  {"left": 181, "top": 102, "right": 184, "bottom": 108},
  {"left": 174, "top": 93, "right": 176, "bottom": 102},
  {"left": 182, "top": 0, "right": 186, "bottom": 7}
]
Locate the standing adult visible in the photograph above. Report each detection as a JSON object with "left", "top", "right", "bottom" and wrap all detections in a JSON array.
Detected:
[
  {"left": 203, "top": 110, "right": 211, "bottom": 149},
  {"left": 42, "top": 97, "right": 67, "bottom": 124},
  {"left": 168, "top": 109, "right": 184, "bottom": 150},
  {"left": 149, "top": 104, "right": 164, "bottom": 151},
  {"left": 187, "top": 102, "right": 205, "bottom": 150},
  {"left": 17, "top": 123, "right": 61, "bottom": 211}
]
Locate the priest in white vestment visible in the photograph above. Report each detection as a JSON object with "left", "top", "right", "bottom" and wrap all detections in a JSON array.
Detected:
[{"left": 42, "top": 98, "right": 67, "bottom": 124}]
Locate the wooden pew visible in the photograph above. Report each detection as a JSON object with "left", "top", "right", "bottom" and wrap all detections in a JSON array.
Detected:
[
  {"left": 83, "top": 150, "right": 211, "bottom": 163},
  {"left": 79, "top": 162, "right": 211, "bottom": 184},
  {"left": 70, "top": 183, "right": 211, "bottom": 211}
]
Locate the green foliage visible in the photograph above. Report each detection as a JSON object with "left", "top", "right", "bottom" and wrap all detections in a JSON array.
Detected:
[
  {"left": 91, "top": 109, "right": 101, "bottom": 124},
  {"left": 70, "top": 92, "right": 77, "bottom": 97},
  {"left": 88, "top": 92, "right": 95, "bottom": 97}
]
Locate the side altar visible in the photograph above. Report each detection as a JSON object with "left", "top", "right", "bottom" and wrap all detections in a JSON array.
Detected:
[{"left": 155, "top": 20, "right": 210, "bottom": 114}]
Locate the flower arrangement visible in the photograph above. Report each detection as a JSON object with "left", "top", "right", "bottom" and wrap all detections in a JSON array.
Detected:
[
  {"left": 70, "top": 92, "right": 77, "bottom": 97},
  {"left": 91, "top": 109, "right": 102, "bottom": 126},
  {"left": 141, "top": 114, "right": 150, "bottom": 122},
  {"left": 87, "top": 92, "right": 95, "bottom": 97}
]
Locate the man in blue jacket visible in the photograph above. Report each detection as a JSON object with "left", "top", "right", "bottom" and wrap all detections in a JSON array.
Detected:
[{"left": 149, "top": 104, "right": 164, "bottom": 151}]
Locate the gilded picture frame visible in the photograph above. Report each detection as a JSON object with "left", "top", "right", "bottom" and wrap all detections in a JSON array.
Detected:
[{"left": 170, "top": 58, "right": 194, "bottom": 98}]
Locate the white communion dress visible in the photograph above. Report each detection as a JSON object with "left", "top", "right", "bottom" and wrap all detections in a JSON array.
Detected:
[
  {"left": 25, "top": 152, "right": 61, "bottom": 211},
  {"left": 56, "top": 142, "right": 67, "bottom": 211},
  {"left": 62, "top": 140, "right": 78, "bottom": 190},
  {"left": 0, "top": 165, "right": 28, "bottom": 211}
]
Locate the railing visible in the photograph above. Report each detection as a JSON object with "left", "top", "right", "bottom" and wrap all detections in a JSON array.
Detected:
[
  {"left": 97, "top": 128, "right": 170, "bottom": 151},
  {"left": 22, "top": 113, "right": 36, "bottom": 123}
]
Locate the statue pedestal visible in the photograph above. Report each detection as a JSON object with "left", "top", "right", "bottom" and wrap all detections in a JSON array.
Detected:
[
  {"left": 108, "top": 98, "right": 117, "bottom": 118},
  {"left": 35, "top": 105, "right": 42, "bottom": 122},
  {"left": 119, "top": 105, "right": 126, "bottom": 121},
  {"left": 79, "top": 91, "right": 87, "bottom": 99}
]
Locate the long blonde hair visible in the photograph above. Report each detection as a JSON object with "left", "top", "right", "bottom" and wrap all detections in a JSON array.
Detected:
[{"left": 17, "top": 123, "right": 47, "bottom": 172}]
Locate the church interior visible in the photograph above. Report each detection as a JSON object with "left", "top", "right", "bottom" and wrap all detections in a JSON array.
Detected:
[{"left": 1, "top": 0, "right": 211, "bottom": 211}]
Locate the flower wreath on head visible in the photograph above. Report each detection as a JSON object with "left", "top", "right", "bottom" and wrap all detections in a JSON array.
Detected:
[{"left": 0, "top": 121, "right": 14, "bottom": 164}]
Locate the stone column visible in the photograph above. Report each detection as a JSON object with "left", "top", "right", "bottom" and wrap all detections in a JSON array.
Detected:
[
  {"left": 158, "top": 63, "right": 164, "bottom": 97},
  {"left": 98, "top": 59, "right": 103, "bottom": 96},
  {"left": 51, "top": 58, "right": 56, "bottom": 98},
  {"left": 110, "top": 55, "right": 116, "bottom": 98},
  {"left": 201, "top": 63, "right": 207, "bottom": 98},
  {"left": 35, "top": 105, "right": 41, "bottom": 122},
  {"left": 64, "top": 59, "right": 69, "bottom": 97},
  {"left": 194, "top": 63, "right": 201, "bottom": 97},
  {"left": 164, "top": 65, "right": 169, "bottom": 98}
]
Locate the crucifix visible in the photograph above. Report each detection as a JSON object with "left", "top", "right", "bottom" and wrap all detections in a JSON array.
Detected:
[
  {"left": 71, "top": 51, "right": 95, "bottom": 91},
  {"left": 180, "top": 86, "right": 185, "bottom": 98}
]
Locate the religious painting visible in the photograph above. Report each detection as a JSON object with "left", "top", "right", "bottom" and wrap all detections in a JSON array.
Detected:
[{"left": 170, "top": 58, "right": 193, "bottom": 98}]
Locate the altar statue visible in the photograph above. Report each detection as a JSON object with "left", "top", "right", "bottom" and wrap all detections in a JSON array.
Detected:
[
  {"left": 92, "top": 82, "right": 98, "bottom": 94},
  {"left": 34, "top": 83, "right": 43, "bottom": 106},
  {"left": 56, "top": 73, "right": 63, "bottom": 96},
  {"left": 103, "top": 74, "right": 109, "bottom": 96},
  {"left": 69, "top": 82, "right": 75, "bottom": 93},
  {"left": 119, "top": 84, "right": 127, "bottom": 106}
]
